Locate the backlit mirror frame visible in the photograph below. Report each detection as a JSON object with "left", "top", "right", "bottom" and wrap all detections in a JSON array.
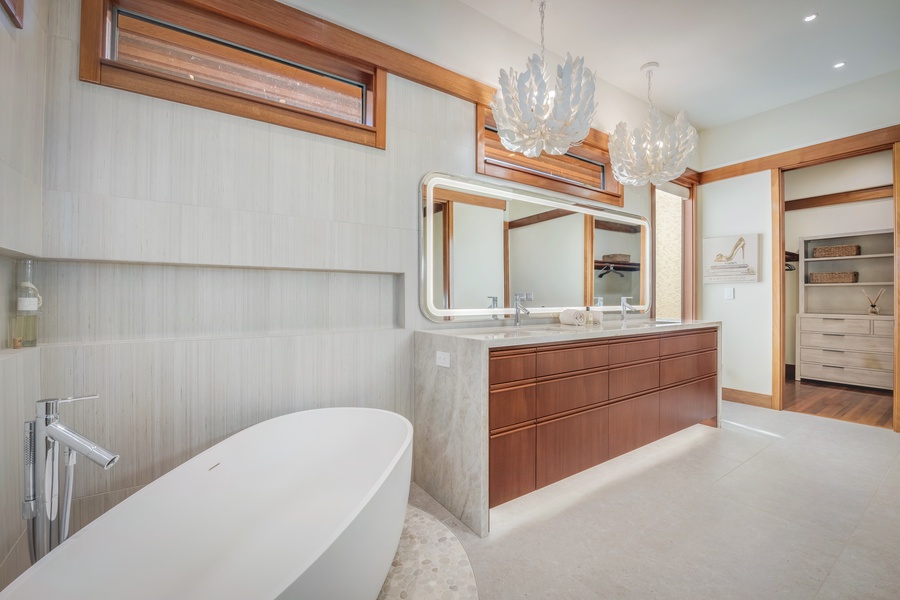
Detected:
[{"left": 420, "top": 172, "right": 652, "bottom": 323}]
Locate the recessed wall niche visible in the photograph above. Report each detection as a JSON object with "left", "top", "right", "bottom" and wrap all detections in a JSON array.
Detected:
[{"left": 33, "top": 262, "right": 402, "bottom": 343}]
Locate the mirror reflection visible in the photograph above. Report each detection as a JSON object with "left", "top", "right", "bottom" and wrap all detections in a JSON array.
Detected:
[{"left": 421, "top": 173, "right": 651, "bottom": 322}]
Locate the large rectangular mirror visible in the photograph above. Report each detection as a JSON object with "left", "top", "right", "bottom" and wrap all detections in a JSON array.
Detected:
[{"left": 420, "top": 173, "right": 652, "bottom": 322}]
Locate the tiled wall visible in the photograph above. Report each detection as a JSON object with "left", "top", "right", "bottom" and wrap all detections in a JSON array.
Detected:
[
  {"left": 0, "top": 0, "right": 475, "bottom": 588},
  {"left": 0, "top": 0, "right": 46, "bottom": 257},
  {"left": 0, "top": 350, "right": 41, "bottom": 588}
]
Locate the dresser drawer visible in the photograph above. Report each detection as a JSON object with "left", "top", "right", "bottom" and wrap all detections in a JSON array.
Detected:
[
  {"left": 873, "top": 319, "right": 894, "bottom": 337},
  {"left": 536, "top": 370, "right": 608, "bottom": 418},
  {"left": 608, "top": 337, "right": 659, "bottom": 365},
  {"left": 800, "top": 332, "right": 893, "bottom": 353},
  {"left": 800, "top": 363, "right": 894, "bottom": 389},
  {"left": 800, "top": 348, "right": 894, "bottom": 372},
  {"left": 659, "top": 330, "right": 717, "bottom": 356},
  {"left": 536, "top": 343, "right": 608, "bottom": 377},
  {"left": 489, "top": 350, "right": 535, "bottom": 385},
  {"left": 609, "top": 362, "right": 659, "bottom": 400},
  {"left": 799, "top": 316, "right": 871, "bottom": 335},
  {"left": 489, "top": 384, "right": 536, "bottom": 431},
  {"left": 659, "top": 350, "right": 718, "bottom": 387}
]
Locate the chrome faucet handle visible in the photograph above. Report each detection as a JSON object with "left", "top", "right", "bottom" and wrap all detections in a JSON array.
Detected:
[
  {"left": 36, "top": 395, "right": 100, "bottom": 418},
  {"left": 57, "top": 394, "right": 100, "bottom": 404}
]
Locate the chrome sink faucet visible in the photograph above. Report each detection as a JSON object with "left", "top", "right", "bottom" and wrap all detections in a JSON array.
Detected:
[
  {"left": 23, "top": 395, "right": 119, "bottom": 564},
  {"left": 487, "top": 296, "right": 499, "bottom": 320},
  {"left": 514, "top": 292, "right": 532, "bottom": 327},
  {"left": 620, "top": 296, "right": 636, "bottom": 320}
]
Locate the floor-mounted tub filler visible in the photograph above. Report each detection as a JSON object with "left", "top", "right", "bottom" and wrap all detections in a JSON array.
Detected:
[{"left": 2, "top": 407, "right": 413, "bottom": 600}]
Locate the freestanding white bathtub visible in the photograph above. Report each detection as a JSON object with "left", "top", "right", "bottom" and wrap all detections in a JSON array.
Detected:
[{"left": 0, "top": 407, "right": 413, "bottom": 600}]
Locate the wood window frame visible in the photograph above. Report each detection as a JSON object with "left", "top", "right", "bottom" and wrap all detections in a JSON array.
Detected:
[
  {"left": 79, "top": 0, "right": 388, "bottom": 148},
  {"left": 477, "top": 105, "right": 624, "bottom": 208},
  {"left": 1, "top": 0, "right": 23, "bottom": 28}
]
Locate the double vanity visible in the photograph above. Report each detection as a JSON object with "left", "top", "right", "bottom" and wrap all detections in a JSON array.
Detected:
[{"left": 414, "top": 320, "right": 721, "bottom": 537}]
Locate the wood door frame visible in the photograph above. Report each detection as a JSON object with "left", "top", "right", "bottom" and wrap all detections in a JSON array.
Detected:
[
  {"left": 650, "top": 182, "right": 699, "bottom": 321},
  {"left": 772, "top": 147, "right": 898, "bottom": 431}
]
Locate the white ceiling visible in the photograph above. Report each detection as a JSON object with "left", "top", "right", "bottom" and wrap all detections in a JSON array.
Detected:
[{"left": 457, "top": 0, "right": 900, "bottom": 130}]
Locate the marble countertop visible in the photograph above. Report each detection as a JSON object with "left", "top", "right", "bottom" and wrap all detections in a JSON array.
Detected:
[{"left": 418, "top": 319, "right": 721, "bottom": 348}]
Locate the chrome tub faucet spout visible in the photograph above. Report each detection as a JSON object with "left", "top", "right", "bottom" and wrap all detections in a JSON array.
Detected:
[{"left": 23, "top": 395, "right": 118, "bottom": 564}]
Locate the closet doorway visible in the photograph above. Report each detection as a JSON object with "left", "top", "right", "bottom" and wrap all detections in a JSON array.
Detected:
[{"left": 779, "top": 150, "right": 896, "bottom": 429}]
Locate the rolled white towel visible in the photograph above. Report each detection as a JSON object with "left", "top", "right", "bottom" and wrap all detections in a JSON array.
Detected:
[{"left": 559, "top": 309, "right": 587, "bottom": 326}]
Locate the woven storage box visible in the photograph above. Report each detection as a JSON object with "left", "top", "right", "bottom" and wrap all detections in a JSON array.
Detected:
[
  {"left": 809, "top": 271, "right": 859, "bottom": 283},
  {"left": 811, "top": 244, "right": 860, "bottom": 258},
  {"left": 602, "top": 253, "right": 631, "bottom": 262}
]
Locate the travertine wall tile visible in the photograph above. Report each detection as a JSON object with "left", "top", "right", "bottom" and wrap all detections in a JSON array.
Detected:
[
  {"left": 38, "top": 330, "right": 411, "bottom": 498},
  {"left": 0, "top": 0, "right": 46, "bottom": 257}
]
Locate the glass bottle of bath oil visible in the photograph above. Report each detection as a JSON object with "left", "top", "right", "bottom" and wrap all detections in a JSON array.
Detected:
[{"left": 15, "top": 260, "right": 40, "bottom": 348}]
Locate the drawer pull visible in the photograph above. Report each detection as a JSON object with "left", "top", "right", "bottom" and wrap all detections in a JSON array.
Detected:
[
  {"left": 823, "top": 364, "right": 845, "bottom": 369},
  {"left": 822, "top": 318, "right": 845, "bottom": 321},
  {"left": 822, "top": 349, "right": 845, "bottom": 353},
  {"left": 822, "top": 333, "right": 845, "bottom": 337}
]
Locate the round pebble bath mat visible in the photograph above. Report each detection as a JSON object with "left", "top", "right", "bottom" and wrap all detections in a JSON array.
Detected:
[{"left": 377, "top": 505, "right": 479, "bottom": 600}]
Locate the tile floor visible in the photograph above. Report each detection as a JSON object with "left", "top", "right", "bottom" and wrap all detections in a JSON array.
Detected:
[{"left": 409, "top": 401, "right": 900, "bottom": 599}]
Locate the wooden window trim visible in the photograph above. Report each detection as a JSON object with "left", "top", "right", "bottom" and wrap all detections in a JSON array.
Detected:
[
  {"left": 80, "top": 0, "right": 387, "bottom": 148},
  {"left": 477, "top": 105, "right": 624, "bottom": 208},
  {"left": 0, "top": 0, "right": 23, "bottom": 29}
]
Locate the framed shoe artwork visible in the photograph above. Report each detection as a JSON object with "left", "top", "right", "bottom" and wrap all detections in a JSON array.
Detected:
[{"left": 702, "top": 233, "right": 761, "bottom": 283}]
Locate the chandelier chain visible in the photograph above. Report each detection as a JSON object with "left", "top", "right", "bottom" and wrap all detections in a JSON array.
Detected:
[
  {"left": 539, "top": 1, "right": 546, "bottom": 67},
  {"left": 646, "top": 69, "right": 654, "bottom": 108}
]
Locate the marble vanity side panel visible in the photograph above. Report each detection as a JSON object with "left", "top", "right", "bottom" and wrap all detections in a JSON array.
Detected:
[
  {"left": 717, "top": 323, "right": 724, "bottom": 423},
  {"left": 414, "top": 332, "right": 489, "bottom": 536}
]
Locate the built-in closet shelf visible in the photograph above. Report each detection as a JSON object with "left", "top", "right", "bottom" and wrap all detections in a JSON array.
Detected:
[
  {"left": 804, "top": 253, "right": 894, "bottom": 262},
  {"left": 805, "top": 282, "right": 895, "bottom": 287},
  {"left": 797, "top": 229, "right": 895, "bottom": 391},
  {"left": 594, "top": 260, "right": 640, "bottom": 272}
]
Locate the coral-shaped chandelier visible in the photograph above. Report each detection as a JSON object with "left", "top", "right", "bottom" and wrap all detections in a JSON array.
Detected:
[
  {"left": 608, "top": 62, "right": 698, "bottom": 187},
  {"left": 490, "top": 1, "right": 596, "bottom": 158}
]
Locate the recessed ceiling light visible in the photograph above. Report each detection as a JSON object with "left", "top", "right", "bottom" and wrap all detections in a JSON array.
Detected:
[
  {"left": 833, "top": 62, "right": 846, "bottom": 69},
  {"left": 804, "top": 13, "right": 818, "bottom": 22}
]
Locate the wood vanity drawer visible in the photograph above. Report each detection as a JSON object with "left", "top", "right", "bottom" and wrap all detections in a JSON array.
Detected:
[
  {"left": 800, "top": 347, "right": 894, "bottom": 371},
  {"left": 490, "top": 425, "right": 536, "bottom": 508},
  {"left": 609, "top": 392, "right": 659, "bottom": 459},
  {"left": 800, "top": 363, "right": 894, "bottom": 389},
  {"left": 873, "top": 319, "right": 894, "bottom": 337},
  {"left": 489, "top": 350, "right": 535, "bottom": 385},
  {"left": 799, "top": 316, "right": 871, "bottom": 335},
  {"left": 659, "top": 375, "right": 718, "bottom": 437},
  {"left": 608, "top": 337, "right": 659, "bottom": 365},
  {"left": 800, "top": 332, "right": 893, "bottom": 353},
  {"left": 609, "top": 362, "right": 659, "bottom": 400},
  {"left": 489, "top": 385, "right": 535, "bottom": 431},
  {"left": 659, "top": 330, "right": 717, "bottom": 356},
  {"left": 535, "top": 343, "right": 608, "bottom": 377},
  {"left": 659, "top": 350, "right": 718, "bottom": 387},
  {"left": 536, "top": 405, "right": 609, "bottom": 489},
  {"left": 536, "top": 370, "right": 608, "bottom": 418}
]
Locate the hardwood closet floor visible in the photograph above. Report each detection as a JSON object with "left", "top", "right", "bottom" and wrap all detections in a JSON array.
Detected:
[{"left": 783, "top": 377, "right": 893, "bottom": 429}]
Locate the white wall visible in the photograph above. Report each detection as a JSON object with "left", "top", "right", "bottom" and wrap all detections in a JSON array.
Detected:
[
  {"left": 451, "top": 203, "right": 505, "bottom": 309},
  {"left": 700, "top": 69, "right": 900, "bottom": 170},
  {"left": 509, "top": 213, "right": 585, "bottom": 308},
  {"left": 699, "top": 172, "right": 773, "bottom": 395}
]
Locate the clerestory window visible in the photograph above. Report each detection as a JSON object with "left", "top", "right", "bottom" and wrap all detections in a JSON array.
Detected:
[{"left": 80, "top": 0, "right": 386, "bottom": 148}]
